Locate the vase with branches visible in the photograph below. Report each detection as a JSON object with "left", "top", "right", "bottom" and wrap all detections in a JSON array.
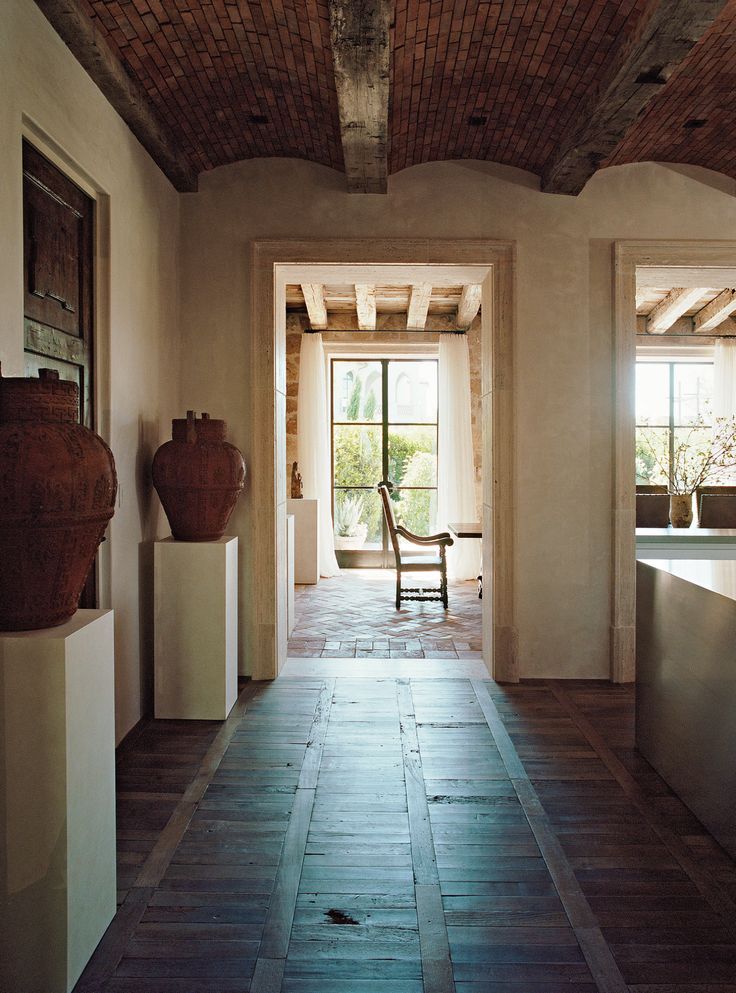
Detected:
[{"left": 637, "top": 415, "right": 736, "bottom": 527}]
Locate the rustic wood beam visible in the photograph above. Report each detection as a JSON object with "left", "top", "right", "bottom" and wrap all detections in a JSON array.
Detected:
[
  {"left": 354, "top": 284, "right": 376, "bottom": 330},
  {"left": 328, "top": 0, "right": 391, "bottom": 194},
  {"left": 636, "top": 315, "right": 693, "bottom": 334},
  {"left": 542, "top": 0, "right": 729, "bottom": 195},
  {"left": 637, "top": 267, "right": 736, "bottom": 289},
  {"left": 646, "top": 287, "right": 708, "bottom": 333},
  {"left": 637, "top": 314, "right": 736, "bottom": 335},
  {"left": 693, "top": 288, "right": 736, "bottom": 333},
  {"left": 457, "top": 285, "right": 482, "bottom": 329},
  {"left": 33, "top": 0, "right": 197, "bottom": 192},
  {"left": 406, "top": 284, "right": 432, "bottom": 330},
  {"left": 301, "top": 284, "right": 328, "bottom": 329}
]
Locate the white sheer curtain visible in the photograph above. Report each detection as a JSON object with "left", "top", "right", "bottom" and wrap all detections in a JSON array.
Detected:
[
  {"left": 713, "top": 339, "right": 736, "bottom": 419},
  {"left": 297, "top": 333, "right": 339, "bottom": 578},
  {"left": 713, "top": 338, "right": 736, "bottom": 484},
  {"left": 437, "top": 334, "right": 480, "bottom": 580}
]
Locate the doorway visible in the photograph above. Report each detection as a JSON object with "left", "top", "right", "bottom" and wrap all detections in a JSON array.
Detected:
[
  {"left": 248, "top": 241, "right": 516, "bottom": 682},
  {"left": 614, "top": 240, "right": 736, "bottom": 681}
]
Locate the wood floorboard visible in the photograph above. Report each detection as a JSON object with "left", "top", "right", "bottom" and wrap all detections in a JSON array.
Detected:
[{"left": 71, "top": 676, "right": 736, "bottom": 993}]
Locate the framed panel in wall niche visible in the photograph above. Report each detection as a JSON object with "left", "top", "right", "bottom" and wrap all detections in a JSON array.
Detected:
[{"left": 22, "top": 140, "right": 97, "bottom": 605}]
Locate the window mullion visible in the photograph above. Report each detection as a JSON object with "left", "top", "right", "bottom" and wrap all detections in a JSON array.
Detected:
[{"left": 669, "top": 362, "right": 675, "bottom": 490}]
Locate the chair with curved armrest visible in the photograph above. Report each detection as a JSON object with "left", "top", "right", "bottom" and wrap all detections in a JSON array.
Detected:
[{"left": 378, "top": 482, "right": 454, "bottom": 609}]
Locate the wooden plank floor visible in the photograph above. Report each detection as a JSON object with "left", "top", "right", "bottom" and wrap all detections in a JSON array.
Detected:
[{"left": 73, "top": 678, "right": 736, "bottom": 993}]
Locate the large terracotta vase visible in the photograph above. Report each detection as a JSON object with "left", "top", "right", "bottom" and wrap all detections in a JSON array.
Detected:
[
  {"left": 0, "top": 367, "right": 117, "bottom": 631},
  {"left": 152, "top": 411, "right": 246, "bottom": 541}
]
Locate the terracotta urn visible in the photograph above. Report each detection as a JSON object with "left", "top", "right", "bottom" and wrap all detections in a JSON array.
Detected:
[
  {"left": 0, "top": 366, "right": 117, "bottom": 631},
  {"left": 669, "top": 493, "right": 694, "bottom": 528},
  {"left": 152, "top": 411, "right": 245, "bottom": 541}
]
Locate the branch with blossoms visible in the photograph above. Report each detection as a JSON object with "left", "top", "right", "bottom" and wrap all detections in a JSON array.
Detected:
[{"left": 638, "top": 416, "right": 736, "bottom": 495}]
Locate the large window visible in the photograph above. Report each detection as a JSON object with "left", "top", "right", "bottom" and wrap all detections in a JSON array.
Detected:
[
  {"left": 331, "top": 358, "right": 438, "bottom": 565},
  {"left": 636, "top": 360, "right": 713, "bottom": 485}
]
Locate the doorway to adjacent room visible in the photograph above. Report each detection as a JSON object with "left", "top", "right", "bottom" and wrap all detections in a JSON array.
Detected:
[{"left": 246, "top": 241, "right": 517, "bottom": 681}]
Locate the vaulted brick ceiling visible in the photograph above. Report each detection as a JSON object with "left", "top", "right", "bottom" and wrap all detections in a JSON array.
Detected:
[{"left": 41, "top": 0, "right": 736, "bottom": 192}]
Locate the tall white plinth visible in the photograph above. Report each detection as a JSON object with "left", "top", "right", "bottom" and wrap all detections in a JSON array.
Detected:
[
  {"left": 155, "top": 536, "right": 238, "bottom": 720},
  {"left": 286, "top": 498, "right": 319, "bottom": 584},
  {"left": 286, "top": 514, "right": 296, "bottom": 636},
  {"left": 0, "top": 610, "right": 116, "bottom": 993}
]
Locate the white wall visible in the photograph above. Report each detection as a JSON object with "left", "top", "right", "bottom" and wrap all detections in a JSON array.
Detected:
[
  {"left": 0, "top": 0, "right": 181, "bottom": 740},
  {"left": 179, "top": 156, "right": 736, "bottom": 679}
]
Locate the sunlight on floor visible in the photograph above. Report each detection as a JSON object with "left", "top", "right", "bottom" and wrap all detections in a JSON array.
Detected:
[{"left": 288, "top": 568, "right": 482, "bottom": 660}]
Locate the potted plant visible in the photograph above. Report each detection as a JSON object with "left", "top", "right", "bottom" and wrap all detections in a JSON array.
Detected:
[
  {"left": 638, "top": 416, "right": 736, "bottom": 527},
  {"left": 333, "top": 494, "right": 368, "bottom": 549}
]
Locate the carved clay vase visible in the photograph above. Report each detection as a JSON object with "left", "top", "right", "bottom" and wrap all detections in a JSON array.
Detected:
[
  {"left": 669, "top": 493, "right": 694, "bottom": 528},
  {"left": 0, "top": 366, "right": 117, "bottom": 631},
  {"left": 152, "top": 411, "right": 246, "bottom": 541}
]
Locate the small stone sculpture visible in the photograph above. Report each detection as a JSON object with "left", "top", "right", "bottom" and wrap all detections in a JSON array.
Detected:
[{"left": 291, "top": 461, "right": 303, "bottom": 499}]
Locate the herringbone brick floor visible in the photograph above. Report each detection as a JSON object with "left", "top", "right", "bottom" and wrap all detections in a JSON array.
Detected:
[{"left": 288, "top": 568, "right": 482, "bottom": 659}]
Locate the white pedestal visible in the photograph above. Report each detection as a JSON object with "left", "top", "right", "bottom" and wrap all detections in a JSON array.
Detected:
[
  {"left": 286, "top": 514, "right": 296, "bottom": 636},
  {"left": 287, "top": 498, "right": 319, "bottom": 584},
  {"left": 155, "top": 537, "right": 238, "bottom": 720},
  {"left": 0, "top": 610, "right": 116, "bottom": 993}
]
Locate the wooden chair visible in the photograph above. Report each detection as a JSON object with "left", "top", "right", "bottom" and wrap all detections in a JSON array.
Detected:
[
  {"left": 377, "top": 483, "right": 454, "bottom": 609},
  {"left": 696, "top": 485, "right": 736, "bottom": 526},
  {"left": 698, "top": 493, "right": 736, "bottom": 528},
  {"left": 636, "top": 493, "right": 670, "bottom": 527}
]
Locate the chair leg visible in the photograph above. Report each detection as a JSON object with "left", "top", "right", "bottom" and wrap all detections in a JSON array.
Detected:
[
  {"left": 441, "top": 564, "right": 448, "bottom": 609},
  {"left": 395, "top": 572, "right": 401, "bottom": 610}
]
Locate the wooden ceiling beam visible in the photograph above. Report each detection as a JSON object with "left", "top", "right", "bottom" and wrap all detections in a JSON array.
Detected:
[
  {"left": 301, "top": 284, "right": 328, "bottom": 329},
  {"left": 33, "top": 0, "right": 198, "bottom": 192},
  {"left": 542, "top": 0, "right": 729, "bottom": 196},
  {"left": 638, "top": 267, "right": 736, "bottom": 289},
  {"left": 646, "top": 287, "right": 708, "bottom": 333},
  {"left": 406, "top": 283, "right": 433, "bottom": 330},
  {"left": 328, "top": 0, "right": 391, "bottom": 194},
  {"left": 457, "top": 285, "right": 482, "bottom": 329},
  {"left": 636, "top": 314, "right": 736, "bottom": 335},
  {"left": 693, "top": 288, "right": 736, "bottom": 333},
  {"left": 355, "top": 284, "right": 377, "bottom": 329}
]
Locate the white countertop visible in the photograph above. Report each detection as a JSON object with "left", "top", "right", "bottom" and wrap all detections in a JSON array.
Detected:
[
  {"left": 636, "top": 527, "right": 736, "bottom": 542},
  {"left": 636, "top": 528, "right": 736, "bottom": 559},
  {"left": 639, "top": 558, "right": 736, "bottom": 601}
]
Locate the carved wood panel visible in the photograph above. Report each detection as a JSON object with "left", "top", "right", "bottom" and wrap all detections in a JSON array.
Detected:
[
  {"left": 23, "top": 142, "right": 93, "bottom": 339},
  {"left": 22, "top": 141, "right": 97, "bottom": 605}
]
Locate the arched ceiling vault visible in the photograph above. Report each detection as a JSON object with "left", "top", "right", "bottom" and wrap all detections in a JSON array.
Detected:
[{"left": 34, "top": 0, "right": 736, "bottom": 195}]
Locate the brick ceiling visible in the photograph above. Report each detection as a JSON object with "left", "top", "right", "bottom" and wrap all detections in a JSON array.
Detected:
[
  {"left": 68, "top": 0, "right": 736, "bottom": 187},
  {"left": 608, "top": 2, "right": 736, "bottom": 177}
]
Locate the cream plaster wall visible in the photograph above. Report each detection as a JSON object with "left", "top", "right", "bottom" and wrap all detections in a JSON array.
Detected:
[
  {"left": 180, "top": 156, "right": 736, "bottom": 680},
  {"left": 0, "top": 0, "right": 181, "bottom": 741}
]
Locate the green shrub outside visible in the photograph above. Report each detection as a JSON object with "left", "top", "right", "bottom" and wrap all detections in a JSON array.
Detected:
[{"left": 333, "top": 425, "right": 437, "bottom": 541}]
